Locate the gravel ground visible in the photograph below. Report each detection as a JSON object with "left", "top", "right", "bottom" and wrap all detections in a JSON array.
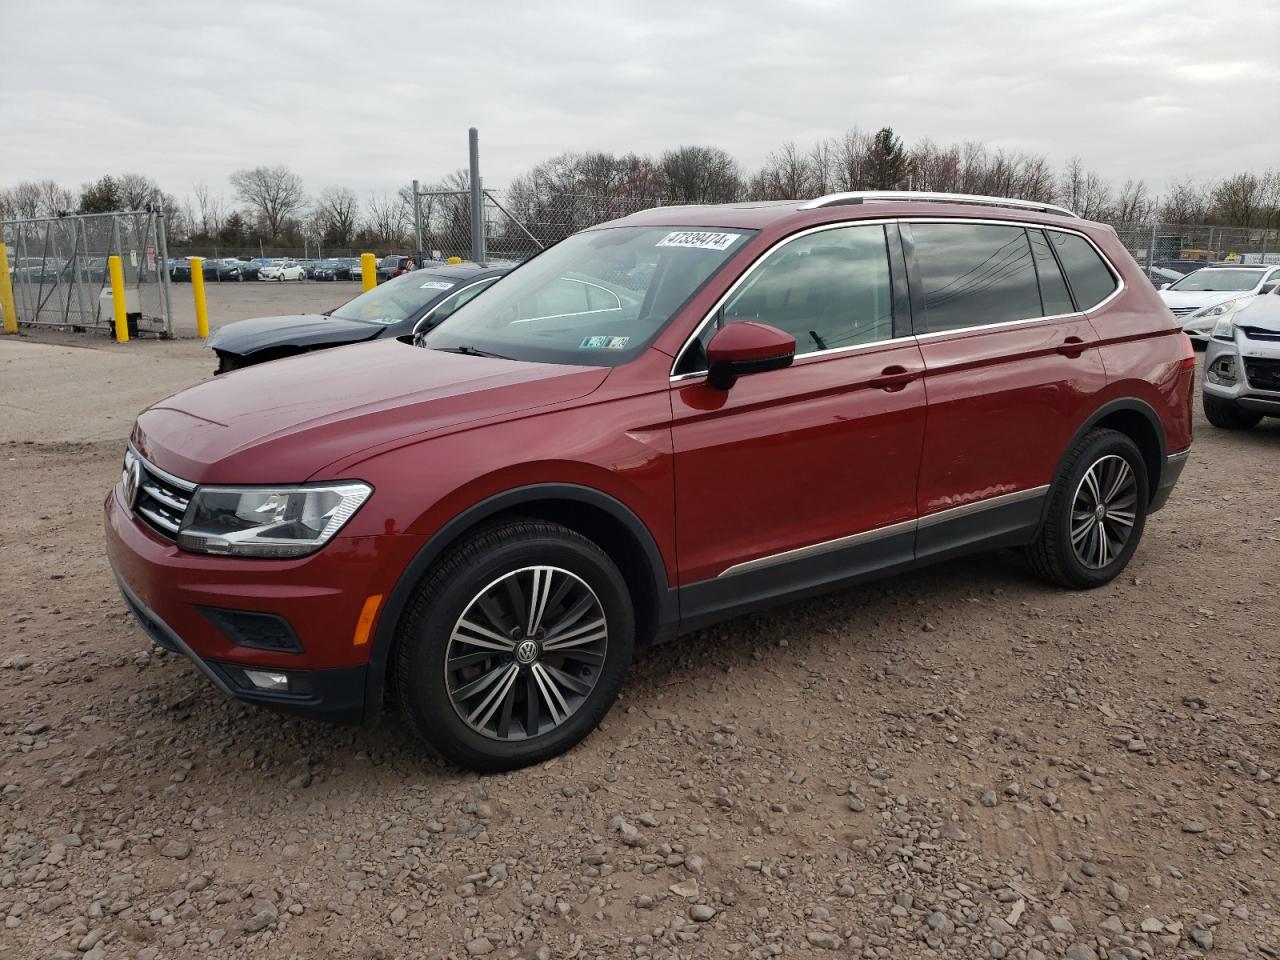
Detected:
[
  {"left": 165, "top": 279, "right": 363, "bottom": 336},
  {"left": 1, "top": 332, "right": 1277, "bottom": 960}
]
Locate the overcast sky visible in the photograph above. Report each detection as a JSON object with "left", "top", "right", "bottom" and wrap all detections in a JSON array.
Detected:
[{"left": 3, "top": 0, "right": 1277, "bottom": 204}]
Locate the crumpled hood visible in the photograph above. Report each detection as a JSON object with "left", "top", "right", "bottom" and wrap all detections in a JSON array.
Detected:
[
  {"left": 206, "top": 314, "right": 384, "bottom": 355},
  {"left": 1234, "top": 294, "right": 1280, "bottom": 333},
  {"left": 1159, "top": 289, "right": 1253, "bottom": 313},
  {"left": 132, "top": 339, "right": 609, "bottom": 483}
]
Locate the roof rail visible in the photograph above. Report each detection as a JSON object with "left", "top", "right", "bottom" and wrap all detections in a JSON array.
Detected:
[{"left": 798, "top": 191, "right": 1078, "bottom": 218}]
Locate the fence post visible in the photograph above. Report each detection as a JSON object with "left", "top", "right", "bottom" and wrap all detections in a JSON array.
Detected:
[
  {"left": 468, "top": 127, "right": 487, "bottom": 266},
  {"left": 412, "top": 179, "right": 424, "bottom": 263},
  {"left": 156, "top": 210, "right": 174, "bottom": 338},
  {"left": 108, "top": 255, "right": 128, "bottom": 342},
  {"left": 190, "top": 256, "right": 209, "bottom": 338},
  {"left": 1147, "top": 222, "right": 1157, "bottom": 273},
  {"left": 361, "top": 252, "right": 376, "bottom": 292},
  {"left": 0, "top": 243, "right": 17, "bottom": 333}
]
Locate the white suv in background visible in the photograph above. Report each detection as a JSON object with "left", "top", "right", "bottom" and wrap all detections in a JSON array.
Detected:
[{"left": 1161, "top": 264, "right": 1280, "bottom": 343}]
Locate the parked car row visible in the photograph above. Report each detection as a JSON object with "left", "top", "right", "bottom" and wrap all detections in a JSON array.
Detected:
[{"left": 1158, "top": 262, "right": 1280, "bottom": 343}]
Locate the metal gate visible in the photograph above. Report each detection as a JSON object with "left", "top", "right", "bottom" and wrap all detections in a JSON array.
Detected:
[{"left": 1, "top": 210, "right": 173, "bottom": 336}]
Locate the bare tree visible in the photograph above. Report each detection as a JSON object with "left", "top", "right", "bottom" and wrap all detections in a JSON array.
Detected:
[
  {"left": 749, "top": 141, "right": 813, "bottom": 200},
  {"left": 1211, "top": 171, "right": 1276, "bottom": 227},
  {"left": 832, "top": 128, "right": 874, "bottom": 191},
  {"left": 191, "top": 182, "right": 226, "bottom": 238},
  {"left": 116, "top": 172, "right": 163, "bottom": 209},
  {"left": 1056, "top": 157, "right": 1113, "bottom": 220},
  {"left": 659, "top": 146, "right": 742, "bottom": 203},
  {"left": 1112, "top": 179, "right": 1154, "bottom": 223},
  {"left": 1159, "top": 178, "right": 1213, "bottom": 224},
  {"left": 315, "top": 186, "right": 360, "bottom": 246},
  {"left": 365, "top": 192, "right": 409, "bottom": 244},
  {"left": 229, "top": 165, "right": 306, "bottom": 239}
]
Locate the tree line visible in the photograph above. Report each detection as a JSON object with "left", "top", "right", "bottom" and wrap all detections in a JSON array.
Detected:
[{"left": 2, "top": 127, "right": 1277, "bottom": 252}]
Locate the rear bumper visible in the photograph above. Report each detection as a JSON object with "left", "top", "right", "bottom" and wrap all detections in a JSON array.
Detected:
[{"left": 1149, "top": 448, "right": 1190, "bottom": 513}]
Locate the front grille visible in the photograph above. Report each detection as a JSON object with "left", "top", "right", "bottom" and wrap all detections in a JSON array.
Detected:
[
  {"left": 1169, "top": 306, "right": 1199, "bottom": 318},
  {"left": 1244, "top": 357, "right": 1280, "bottom": 392},
  {"left": 1240, "top": 326, "right": 1280, "bottom": 342},
  {"left": 129, "top": 450, "right": 195, "bottom": 540}
]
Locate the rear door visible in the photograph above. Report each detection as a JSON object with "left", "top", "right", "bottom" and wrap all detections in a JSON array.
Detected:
[
  {"left": 670, "top": 222, "right": 927, "bottom": 625},
  {"left": 905, "top": 220, "right": 1112, "bottom": 561}
]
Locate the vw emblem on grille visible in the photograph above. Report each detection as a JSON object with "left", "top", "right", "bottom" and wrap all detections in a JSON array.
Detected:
[
  {"left": 515, "top": 639, "right": 539, "bottom": 664},
  {"left": 123, "top": 459, "right": 143, "bottom": 510}
]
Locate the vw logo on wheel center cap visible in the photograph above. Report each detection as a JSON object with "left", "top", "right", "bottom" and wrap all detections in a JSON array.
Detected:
[{"left": 515, "top": 639, "right": 539, "bottom": 664}]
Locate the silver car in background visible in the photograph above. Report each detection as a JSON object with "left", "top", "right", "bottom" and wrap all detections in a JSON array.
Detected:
[
  {"left": 1163, "top": 264, "right": 1280, "bottom": 344},
  {"left": 1202, "top": 287, "right": 1280, "bottom": 430}
]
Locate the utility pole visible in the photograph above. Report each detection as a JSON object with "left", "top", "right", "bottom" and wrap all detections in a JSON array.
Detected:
[{"left": 468, "top": 128, "right": 486, "bottom": 266}]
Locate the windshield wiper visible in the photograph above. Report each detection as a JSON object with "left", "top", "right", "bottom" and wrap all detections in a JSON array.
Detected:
[{"left": 436, "top": 345, "right": 514, "bottom": 360}]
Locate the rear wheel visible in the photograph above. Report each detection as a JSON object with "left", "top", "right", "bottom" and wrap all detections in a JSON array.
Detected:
[
  {"left": 394, "top": 520, "right": 634, "bottom": 771},
  {"left": 1027, "top": 429, "right": 1148, "bottom": 589},
  {"left": 1203, "top": 395, "right": 1262, "bottom": 430}
]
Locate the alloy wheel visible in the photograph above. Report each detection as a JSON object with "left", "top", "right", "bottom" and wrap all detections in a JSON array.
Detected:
[
  {"left": 1070, "top": 454, "right": 1138, "bottom": 569},
  {"left": 445, "top": 566, "right": 608, "bottom": 741}
]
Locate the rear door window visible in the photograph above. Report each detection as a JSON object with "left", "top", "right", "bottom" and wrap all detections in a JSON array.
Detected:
[
  {"left": 1028, "top": 229, "right": 1075, "bottom": 315},
  {"left": 1049, "top": 231, "right": 1118, "bottom": 310},
  {"left": 911, "top": 223, "right": 1041, "bottom": 333}
]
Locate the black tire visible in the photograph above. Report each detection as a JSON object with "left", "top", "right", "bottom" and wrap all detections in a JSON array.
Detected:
[
  {"left": 394, "top": 519, "right": 634, "bottom": 771},
  {"left": 1203, "top": 395, "right": 1262, "bottom": 430},
  {"left": 1026, "top": 429, "right": 1149, "bottom": 590}
]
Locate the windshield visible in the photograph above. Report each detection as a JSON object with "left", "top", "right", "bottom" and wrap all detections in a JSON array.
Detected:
[
  {"left": 331, "top": 270, "right": 461, "bottom": 325},
  {"left": 1170, "top": 269, "right": 1265, "bottom": 292},
  {"left": 423, "top": 226, "right": 754, "bottom": 365}
]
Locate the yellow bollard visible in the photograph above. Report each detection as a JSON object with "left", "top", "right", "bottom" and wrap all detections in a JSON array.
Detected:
[
  {"left": 0, "top": 243, "right": 17, "bottom": 334},
  {"left": 190, "top": 256, "right": 209, "bottom": 338},
  {"left": 361, "top": 252, "right": 377, "bottom": 292},
  {"left": 107, "top": 255, "right": 129, "bottom": 342}
]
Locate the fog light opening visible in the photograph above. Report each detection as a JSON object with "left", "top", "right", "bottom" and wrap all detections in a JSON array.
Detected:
[
  {"left": 243, "top": 669, "right": 291, "bottom": 692},
  {"left": 1207, "top": 355, "right": 1237, "bottom": 386}
]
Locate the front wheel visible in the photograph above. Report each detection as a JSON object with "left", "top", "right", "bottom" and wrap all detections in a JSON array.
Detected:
[
  {"left": 394, "top": 520, "right": 634, "bottom": 771},
  {"left": 1203, "top": 395, "right": 1262, "bottom": 430},
  {"left": 1027, "top": 429, "right": 1149, "bottom": 589}
]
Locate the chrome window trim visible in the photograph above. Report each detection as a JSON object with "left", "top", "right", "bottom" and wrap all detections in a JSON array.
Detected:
[
  {"left": 669, "top": 218, "right": 898, "bottom": 381},
  {"left": 410, "top": 276, "right": 502, "bottom": 337},
  {"left": 126, "top": 443, "right": 196, "bottom": 492},
  {"left": 717, "top": 484, "right": 1050, "bottom": 578},
  {"left": 669, "top": 216, "right": 1124, "bottom": 383}
]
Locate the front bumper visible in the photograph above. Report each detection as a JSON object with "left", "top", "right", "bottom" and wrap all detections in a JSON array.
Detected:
[
  {"left": 104, "top": 483, "right": 420, "bottom": 724},
  {"left": 1202, "top": 337, "right": 1280, "bottom": 412}
]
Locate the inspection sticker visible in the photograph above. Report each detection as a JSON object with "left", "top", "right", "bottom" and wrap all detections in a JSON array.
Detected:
[
  {"left": 656, "top": 231, "right": 742, "bottom": 251},
  {"left": 580, "top": 336, "right": 630, "bottom": 350},
  {"left": 420, "top": 280, "right": 455, "bottom": 290}
]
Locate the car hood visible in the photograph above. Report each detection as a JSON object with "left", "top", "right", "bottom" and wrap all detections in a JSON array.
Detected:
[
  {"left": 1235, "top": 295, "right": 1280, "bottom": 333},
  {"left": 132, "top": 339, "right": 609, "bottom": 484},
  {"left": 1159, "top": 289, "right": 1253, "bottom": 310},
  {"left": 207, "top": 313, "right": 386, "bottom": 354}
]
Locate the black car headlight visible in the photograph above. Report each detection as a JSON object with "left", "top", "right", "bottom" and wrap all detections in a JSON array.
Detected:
[{"left": 177, "top": 482, "right": 372, "bottom": 558}]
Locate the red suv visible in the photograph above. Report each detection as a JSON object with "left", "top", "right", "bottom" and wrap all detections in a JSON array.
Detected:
[{"left": 105, "top": 192, "right": 1194, "bottom": 770}]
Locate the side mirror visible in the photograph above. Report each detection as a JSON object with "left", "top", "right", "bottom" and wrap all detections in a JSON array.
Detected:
[{"left": 706, "top": 321, "right": 795, "bottom": 390}]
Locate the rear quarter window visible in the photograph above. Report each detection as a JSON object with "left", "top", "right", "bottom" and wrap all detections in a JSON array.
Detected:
[
  {"left": 911, "top": 222, "right": 1042, "bottom": 333},
  {"left": 1049, "top": 232, "right": 1118, "bottom": 310}
]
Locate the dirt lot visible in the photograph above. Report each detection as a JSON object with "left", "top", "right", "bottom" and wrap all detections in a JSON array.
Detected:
[{"left": 1, "top": 330, "right": 1277, "bottom": 960}]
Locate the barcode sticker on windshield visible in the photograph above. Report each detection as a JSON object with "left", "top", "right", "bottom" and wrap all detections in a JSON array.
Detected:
[
  {"left": 420, "top": 280, "right": 455, "bottom": 290},
  {"left": 656, "top": 231, "right": 742, "bottom": 251}
]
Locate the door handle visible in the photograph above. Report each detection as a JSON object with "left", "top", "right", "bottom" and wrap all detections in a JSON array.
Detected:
[
  {"left": 869, "top": 365, "right": 918, "bottom": 391},
  {"left": 1056, "top": 336, "right": 1090, "bottom": 357}
]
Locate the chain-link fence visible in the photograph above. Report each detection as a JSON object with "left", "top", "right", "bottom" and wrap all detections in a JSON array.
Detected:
[
  {"left": 1112, "top": 222, "right": 1279, "bottom": 271},
  {"left": 1, "top": 210, "right": 172, "bottom": 335},
  {"left": 410, "top": 186, "right": 662, "bottom": 264}
]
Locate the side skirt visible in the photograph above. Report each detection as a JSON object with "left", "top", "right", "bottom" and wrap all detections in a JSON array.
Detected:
[{"left": 675, "top": 487, "right": 1048, "bottom": 635}]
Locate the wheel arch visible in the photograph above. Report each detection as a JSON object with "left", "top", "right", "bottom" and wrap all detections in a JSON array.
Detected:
[
  {"left": 1051, "top": 397, "right": 1167, "bottom": 512},
  {"left": 362, "top": 483, "right": 676, "bottom": 724}
]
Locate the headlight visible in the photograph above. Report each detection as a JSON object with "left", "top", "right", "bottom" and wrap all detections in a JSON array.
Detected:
[
  {"left": 177, "top": 482, "right": 372, "bottom": 558},
  {"left": 1192, "top": 298, "right": 1241, "bottom": 319},
  {"left": 1211, "top": 314, "right": 1237, "bottom": 340}
]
